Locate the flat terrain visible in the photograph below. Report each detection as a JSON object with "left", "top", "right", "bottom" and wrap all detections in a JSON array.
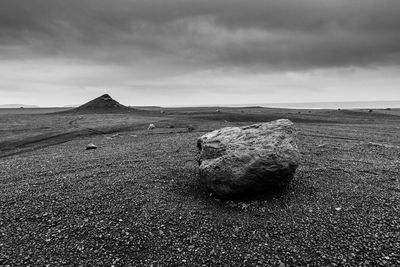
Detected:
[{"left": 0, "top": 107, "right": 399, "bottom": 266}]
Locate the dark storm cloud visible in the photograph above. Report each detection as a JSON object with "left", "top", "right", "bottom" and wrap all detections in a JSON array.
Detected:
[{"left": 1, "top": 0, "right": 400, "bottom": 71}]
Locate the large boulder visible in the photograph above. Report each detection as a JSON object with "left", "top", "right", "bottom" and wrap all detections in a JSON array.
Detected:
[{"left": 197, "top": 119, "right": 300, "bottom": 197}]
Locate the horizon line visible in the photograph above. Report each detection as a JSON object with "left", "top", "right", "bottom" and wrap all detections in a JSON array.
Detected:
[{"left": 2, "top": 99, "right": 400, "bottom": 109}]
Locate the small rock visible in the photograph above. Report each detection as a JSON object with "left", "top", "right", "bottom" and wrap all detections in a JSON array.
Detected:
[
  {"left": 86, "top": 143, "right": 97, "bottom": 150},
  {"left": 148, "top": 124, "right": 155, "bottom": 130},
  {"left": 188, "top": 125, "right": 195, "bottom": 132}
]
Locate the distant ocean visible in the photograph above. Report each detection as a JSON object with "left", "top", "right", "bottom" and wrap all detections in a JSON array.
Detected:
[{"left": 231, "top": 101, "right": 400, "bottom": 109}]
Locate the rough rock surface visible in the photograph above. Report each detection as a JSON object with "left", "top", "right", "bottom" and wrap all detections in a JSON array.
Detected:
[{"left": 197, "top": 119, "right": 300, "bottom": 197}]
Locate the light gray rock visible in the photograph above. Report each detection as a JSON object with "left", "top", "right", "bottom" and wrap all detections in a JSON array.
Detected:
[
  {"left": 86, "top": 143, "right": 97, "bottom": 150},
  {"left": 148, "top": 124, "right": 155, "bottom": 130},
  {"left": 197, "top": 119, "right": 300, "bottom": 197}
]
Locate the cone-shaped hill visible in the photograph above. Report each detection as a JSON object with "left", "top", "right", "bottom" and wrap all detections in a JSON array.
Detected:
[{"left": 61, "top": 94, "right": 137, "bottom": 114}]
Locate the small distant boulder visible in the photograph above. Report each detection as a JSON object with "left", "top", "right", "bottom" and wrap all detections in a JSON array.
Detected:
[
  {"left": 197, "top": 119, "right": 300, "bottom": 197},
  {"left": 148, "top": 124, "right": 155, "bottom": 130},
  {"left": 86, "top": 143, "right": 97, "bottom": 150},
  {"left": 188, "top": 125, "right": 195, "bottom": 132}
]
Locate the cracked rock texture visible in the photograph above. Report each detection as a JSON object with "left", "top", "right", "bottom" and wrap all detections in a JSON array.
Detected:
[{"left": 198, "top": 119, "right": 301, "bottom": 197}]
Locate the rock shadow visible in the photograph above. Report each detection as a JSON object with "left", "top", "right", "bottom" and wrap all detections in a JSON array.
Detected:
[{"left": 167, "top": 163, "right": 297, "bottom": 204}]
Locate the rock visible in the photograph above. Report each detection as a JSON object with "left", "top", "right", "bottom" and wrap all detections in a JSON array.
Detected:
[
  {"left": 187, "top": 125, "right": 195, "bottom": 132},
  {"left": 86, "top": 143, "right": 97, "bottom": 150},
  {"left": 197, "top": 119, "right": 300, "bottom": 197},
  {"left": 148, "top": 124, "right": 155, "bottom": 130}
]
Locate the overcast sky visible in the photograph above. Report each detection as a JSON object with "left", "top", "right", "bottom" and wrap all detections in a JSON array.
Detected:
[{"left": 0, "top": 0, "right": 400, "bottom": 106}]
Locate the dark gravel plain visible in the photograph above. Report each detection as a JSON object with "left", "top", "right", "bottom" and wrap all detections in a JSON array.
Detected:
[{"left": 0, "top": 108, "right": 400, "bottom": 266}]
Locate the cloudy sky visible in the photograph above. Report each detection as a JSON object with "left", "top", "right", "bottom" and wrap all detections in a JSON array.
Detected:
[{"left": 0, "top": 0, "right": 400, "bottom": 107}]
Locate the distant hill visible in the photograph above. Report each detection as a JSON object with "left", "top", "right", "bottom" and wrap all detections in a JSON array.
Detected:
[
  {"left": 59, "top": 94, "right": 138, "bottom": 114},
  {"left": 63, "top": 104, "right": 79, "bottom": 108},
  {"left": 0, "top": 104, "right": 39, "bottom": 108},
  {"left": 257, "top": 101, "right": 400, "bottom": 109}
]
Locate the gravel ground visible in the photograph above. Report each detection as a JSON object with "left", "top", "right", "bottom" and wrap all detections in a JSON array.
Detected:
[{"left": 1, "top": 119, "right": 399, "bottom": 266}]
